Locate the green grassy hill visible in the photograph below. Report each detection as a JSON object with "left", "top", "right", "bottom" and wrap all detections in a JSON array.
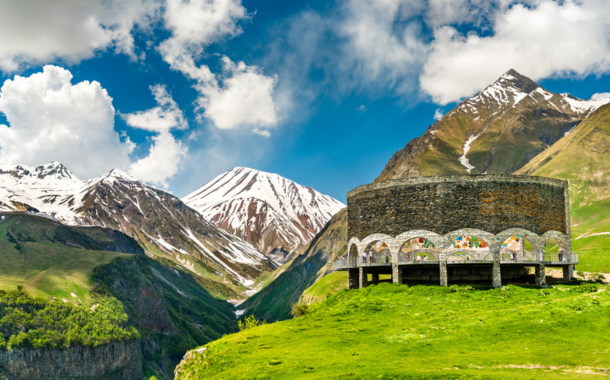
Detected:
[
  {"left": 517, "top": 103, "right": 610, "bottom": 272},
  {"left": 176, "top": 282, "right": 610, "bottom": 379},
  {"left": 0, "top": 213, "right": 139, "bottom": 303}
]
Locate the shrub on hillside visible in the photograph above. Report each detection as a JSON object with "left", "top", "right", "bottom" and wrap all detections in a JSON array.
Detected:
[
  {"left": 0, "top": 287, "right": 139, "bottom": 350},
  {"left": 291, "top": 301, "right": 310, "bottom": 318},
  {"left": 238, "top": 315, "right": 266, "bottom": 331}
]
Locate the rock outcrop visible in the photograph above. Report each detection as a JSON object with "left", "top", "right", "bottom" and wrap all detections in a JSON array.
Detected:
[{"left": 0, "top": 340, "right": 142, "bottom": 380}]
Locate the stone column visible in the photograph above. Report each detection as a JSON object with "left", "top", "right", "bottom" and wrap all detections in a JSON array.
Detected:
[
  {"left": 535, "top": 263, "right": 546, "bottom": 287},
  {"left": 392, "top": 263, "right": 400, "bottom": 284},
  {"left": 371, "top": 272, "right": 379, "bottom": 284},
  {"left": 439, "top": 261, "right": 448, "bottom": 286},
  {"left": 348, "top": 268, "right": 359, "bottom": 290},
  {"left": 359, "top": 267, "right": 368, "bottom": 289},
  {"left": 491, "top": 245, "right": 502, "bottom": 288},
  {"left": 563, "top": 266, "right": 573, "bottom": 282}
]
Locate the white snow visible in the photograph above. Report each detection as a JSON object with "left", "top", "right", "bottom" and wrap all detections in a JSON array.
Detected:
[
  {"left": 182, "top": 167, "right": 345, "bottom": 253},
  {"left": 458, "top": 134, "right": 481, "bottom": 174}
]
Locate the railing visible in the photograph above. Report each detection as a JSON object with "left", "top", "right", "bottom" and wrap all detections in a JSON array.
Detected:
[
  {"left": 446, "top": 249, "right": 492, "bottom": 262},
  {"left": 544, "top": 252, "right": 578, "bottom": 264},
  {"left": 500, "top": 251, "right": 536, "bottom": 262},
  {"left": 397, "top": 251, "right": 438, "bottom": 264},
  {"left": 359, "top": 253, "right": 392, "bottom": 266},
  {"left": 333, "top": 257, "right": 357, "bottom": 269}
]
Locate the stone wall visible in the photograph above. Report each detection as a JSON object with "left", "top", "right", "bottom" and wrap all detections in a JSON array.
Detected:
[
  {"left": 0, "top": 341, "right": 142, "bottom": 380},
  {"left": 348, "top": 175, "right": 568, "bottom": 239}
]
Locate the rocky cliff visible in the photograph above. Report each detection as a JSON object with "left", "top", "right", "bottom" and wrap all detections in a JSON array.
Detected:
[{"left": 0, "top": 340, "right": 142, "bottom": 380}]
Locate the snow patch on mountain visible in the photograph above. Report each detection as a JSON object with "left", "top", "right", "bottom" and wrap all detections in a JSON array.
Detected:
[
  {"left": 458, "top": 134, "right": 481, "bottom": 174},
  {"left": 183, "top": 167, "right": 345, "bottom": 260}
]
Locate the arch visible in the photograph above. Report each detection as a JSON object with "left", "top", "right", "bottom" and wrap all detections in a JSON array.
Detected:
[
  {"left": 542, "top": 231, "right": 571, "bottom": 262},
  {"left": 347, "top": 237, "right": 361, "bottom": 261},
  {"left": 361, "top": 239, "right": 393, "bottom": 265},
  {"left": 495, "top": 228, "right": 540, "bottom": 261},
  {"left": 360, "top": 233, "right": 396, "bottom": 247},
  {"left": 446, "top": 233, "right": 492, "bottom": 262},
  {"left": 541, "top": 231, "right": 571, "bottom": 252},
  {"left": 395, "top": 230, "right": 443, "bottom": 249},
  {"left": 398, "top": 237, "right": 439, "bottom": 263},
  {"left": 444, "top": 228, "right": 495, "bottom": 244}
]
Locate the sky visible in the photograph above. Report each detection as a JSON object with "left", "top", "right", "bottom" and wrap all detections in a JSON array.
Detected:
[{"left": 0, "top": 0, "right": 610, "bottom": 203}]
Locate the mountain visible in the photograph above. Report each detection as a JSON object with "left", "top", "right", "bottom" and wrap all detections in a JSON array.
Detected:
[
  {"left": 242, "top": 208, "right": 347, "bottom": 322},
  {"left": 0, "top": 212, "right": 237, "bottom": 379},
  {"left": 517, "top": 102, "right": 610, "bottom": 239},
  {"left": 0, "top": 162, "right": 277, "bottom": 296},
  {"left": 183, "top": 167, "right": 345, "bottom": 264},
  {"left": 377, "top": 69, "right": 610, "bottom": 181}
]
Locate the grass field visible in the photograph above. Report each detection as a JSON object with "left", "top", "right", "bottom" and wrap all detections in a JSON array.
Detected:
[
  {"left": 176, "top": 282, "right": 610, "bottom": 379},
  {"left": 0, "top": 214, "right": 128, "bottom": 304}
]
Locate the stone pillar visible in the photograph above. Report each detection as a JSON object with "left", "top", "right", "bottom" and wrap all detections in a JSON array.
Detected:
[
  {"left": 392, "top": 263, "right": 400, "bottom": 284},
  {"left": 491, "top": 246, "right": 502, "bottom": 288},
  {"left": 371, "top": 272, "right": 379, "bottom": 284},
  {"left": 439, "top": 261, "right": 448, "bottom": 286},
  {"left": 359, "top": 267, "right": 367, "bottom": 289},
  {"left": 563, "top": 266, "right": 573, "bottom": 282},
  {"left": 348, "top": 268, "right": 359, "bottom": 290},
  {"left": 535, "top": 263, "right": 546, "bottom": 287}
]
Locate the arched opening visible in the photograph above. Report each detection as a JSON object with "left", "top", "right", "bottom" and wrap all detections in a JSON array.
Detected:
[
  {"left": 362, "top": 240, "right": 392, "bottom": 265},
  {"left": 544, "top": 238, "right": 567, "bottom": 262},
  {"left": 447, "top": 236, "right": 491, "bottom": 261},
  {"left": 347, "top": 244, "right": 359, "bottom": 265},
  {"left": 398, "top": 237, "right": 438, "bottom": 263},
  {"left": 500, "top": 235, "right": 536, "bottom": 261}
]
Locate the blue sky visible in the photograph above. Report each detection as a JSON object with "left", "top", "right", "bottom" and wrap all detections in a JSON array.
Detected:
[{"left": 0, "top": 0, "right": 610, "bottom": 203}]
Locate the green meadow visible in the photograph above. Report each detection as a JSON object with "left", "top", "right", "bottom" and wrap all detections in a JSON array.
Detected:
[{"left": 176, "top": 282, "right": 610, "bottom": 379}]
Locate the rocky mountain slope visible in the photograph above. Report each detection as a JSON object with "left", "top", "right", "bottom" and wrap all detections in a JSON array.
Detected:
[
  {"left": 183, "top": 167, "right": 345, "bottom": 264},
  {"left": 0, "top": 163, "right": 277, "bottom": 295},
  {"left": 377, "top": 69, "right": 610, "bottom": 181},
  {"left": 242, "top": 208, "right": 347, "bottom": 322},
  {"left": 517, "top": 102, "right": 610, "bottom": 238}
]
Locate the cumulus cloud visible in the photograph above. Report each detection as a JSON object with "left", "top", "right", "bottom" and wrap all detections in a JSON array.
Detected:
[
  {"left": 0, "top": 0, "right": 160, "bottom": 72},
  {"left": 591, "top": 92, "right": 610, "bottom": 100},
  {"left": 158, "top": 0, "right": 279, "bottom": 132},
  {"left": 0, "top": 65, "right": 133, "bottom": 178},
  {"left": 124, "top": 85, "right": 188, "bottom": 188},
  {"left": 420, "top": 0, "right": 610, "bottom": 104}
]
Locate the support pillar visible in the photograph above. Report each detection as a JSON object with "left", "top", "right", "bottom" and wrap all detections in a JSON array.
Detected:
[
  {"left": 348, "top": 268, "right": 358, "bottom": 290},
  {"left": 371, "top": 273, "right": 379, "bottom": 285},
  {"left": 535, "top": 262, "right": 546, "bottom": 287},
  {"left": 439, "top": 261, "right": 448, "bottom": 286},
  {"left": 563, "top": 266, "right": 573, "bottom": 282},
  {"left": 492, "top": 259, "right": 502, "bottom": 288},
  {"left": 359, "top": 267, "right": 367, "bottom": 289},
  {"left": 392, "top": 263, "right": 400, "bottom": 284}
]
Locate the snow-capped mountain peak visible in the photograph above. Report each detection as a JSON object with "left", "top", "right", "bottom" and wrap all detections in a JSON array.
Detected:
[
  {"left": 0, "top": 162, "right": 78, "bottom": 181},
  {"left": 183, "top": 167, "right": 345, "bottom": 263}
]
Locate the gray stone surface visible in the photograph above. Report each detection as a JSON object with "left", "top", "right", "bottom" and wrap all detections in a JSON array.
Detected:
[{"left": 348, "top": 175, "right": 568, "bottom": 238}]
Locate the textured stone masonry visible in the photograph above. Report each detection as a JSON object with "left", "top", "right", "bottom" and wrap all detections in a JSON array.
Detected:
[{"left": 341, "top": 175, "right": 575, "bottom": 289}]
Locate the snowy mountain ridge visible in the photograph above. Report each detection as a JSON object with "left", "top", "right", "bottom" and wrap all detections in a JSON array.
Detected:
[
  {"left": 0, "top": 162, "right": 277, "bottom": 290},
  {"left": 183, "top": 167, "right": 345, "bottom": 263}
]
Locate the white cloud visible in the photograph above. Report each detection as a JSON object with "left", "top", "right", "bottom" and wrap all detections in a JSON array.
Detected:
[
  {"left": 0, "top": 0, "right": 160, "bottom": 72},
  {"left": 591, "top": 92, "right": 610, "bottom": 100},
  {"left": 124, "top": 85, "right": 188, "bottom": 188},
  {"left": 158, "top": 0, "right": 279, "bottom": 132},
  {"left": 433, "top": 108, "right": 444, "bottom": 120},
  {"left": 337, "top": 0, "right": 429, "bottom": 97},
  {"left": 421, "top": 0, "right": 610, "bottom": 104},
  {"left": 197, "top": 57, "right": 278, "bottom": 130},
  {"left": 0, "top": 65, "right": 133, "bottom": 178}
]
